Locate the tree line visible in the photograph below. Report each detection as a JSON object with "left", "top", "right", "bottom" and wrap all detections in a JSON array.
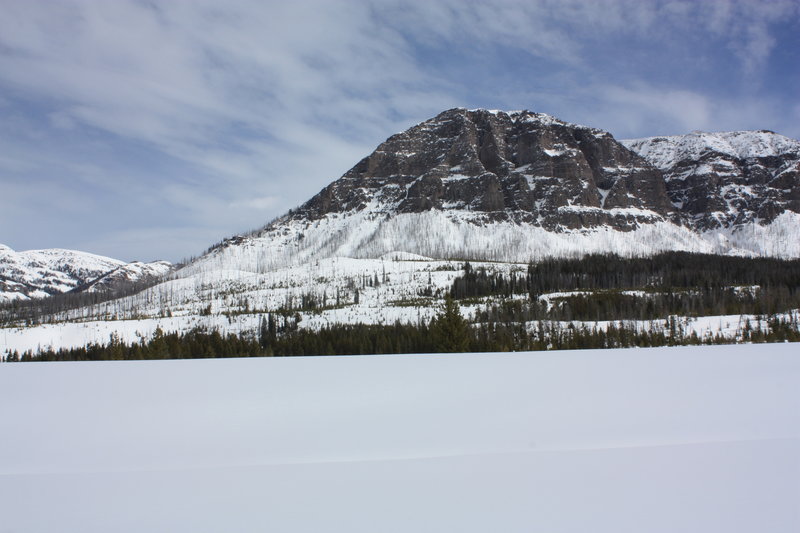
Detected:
[
  {"left": 450, "top": 252, "right": 800, "bottom": 321},
  {"left": 6, "top": 301, "right": 799, "bottom": 362}
]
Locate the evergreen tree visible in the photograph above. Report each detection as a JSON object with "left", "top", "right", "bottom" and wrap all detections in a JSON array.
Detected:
[
  {"left": 259, "top": 316, "right": 269, "bottom": 348},
  {"left": 431, "top": 296, "right": 470, "bottom": 352}
]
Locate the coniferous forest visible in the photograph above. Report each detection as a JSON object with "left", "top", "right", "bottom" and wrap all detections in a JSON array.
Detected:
[
  {"left": 451, "top": 252, "right": 800, "bottom": 320},
  {"left": 4, "top": 252, "right": 800, "bottom": 362},
  {"left": 6, "top": 298, "right": 800, "bottom": 362}
]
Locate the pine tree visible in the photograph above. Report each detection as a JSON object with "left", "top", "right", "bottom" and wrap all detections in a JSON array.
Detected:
[
  {"left": 259, "top": 315, "right": 269, "bottom": 348},
  {"left": 431, "top": 296, "right": 470, "bottom": 353}
]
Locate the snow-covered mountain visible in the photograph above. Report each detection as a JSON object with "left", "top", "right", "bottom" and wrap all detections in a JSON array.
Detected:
[
  {"left": 0, "top": 244, "right": 172, "bottom": 302},
  {"left": 189, "top": 109, "right": 800, "bottom": 276},
  {"left": 621, "top": 130, "right": 800, "bottom": 231},
  {"left": 3, "top": 108, "right": 799, "bottom": 349}
]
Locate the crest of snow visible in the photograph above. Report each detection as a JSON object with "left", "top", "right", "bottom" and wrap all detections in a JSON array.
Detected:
[
  {"left": 379, "top": 251, "right": 433, "bottom": 261},
  {"left": 440, "top": 173, "right": 473, "bottom": 182},
  {"left": 458, "top": 108, "right": 600, "bottom": 133},
  {"left": 556, "top": 205, "right": 662, "bottom": 219},
  {"left": 512, "top": 111, "right": 578, "bottom": 128},
  {"left": 621, "top": 130, "right": 800, "bottom": 170}
]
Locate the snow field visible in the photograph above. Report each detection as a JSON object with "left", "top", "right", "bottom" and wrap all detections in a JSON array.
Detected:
[{"left": 1, "top": 343, "right": 798, "bottom": 532}]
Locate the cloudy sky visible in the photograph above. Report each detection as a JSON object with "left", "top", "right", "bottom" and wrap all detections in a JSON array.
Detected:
[{"left": 2, "top": 0, "right": 799, "bottom": 262}]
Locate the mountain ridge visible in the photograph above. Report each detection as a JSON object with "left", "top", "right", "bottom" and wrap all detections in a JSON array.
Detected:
[
  {"left": 0, "top": 244, "right": 173, "bottom": 302},
  {"left": 621, "top": 130, "right": 800, "bottom": 230}
]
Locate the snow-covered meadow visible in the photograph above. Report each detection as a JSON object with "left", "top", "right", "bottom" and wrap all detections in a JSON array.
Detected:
[{"left": 1, "top": 343, "right": 798, "bottom": 532}]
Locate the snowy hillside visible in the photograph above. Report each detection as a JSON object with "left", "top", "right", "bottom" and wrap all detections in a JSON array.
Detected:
[
  {"left": 1, "top": 344, "right": 798, "bottom": 532},
  {"left": 80, "top": 260, "right": 173, "bottom": 293},
  {"left": 0, "top": 244, "right": 125, "bottom": 301},
  {"left": 184, "top": 206, "right": 800, "bottom": 279},
  {"left": 0, "top": 244, "right": 172, "bottom": 302},
  {"left": 4, "top": 253, "right": 798, "bottom": 357}
]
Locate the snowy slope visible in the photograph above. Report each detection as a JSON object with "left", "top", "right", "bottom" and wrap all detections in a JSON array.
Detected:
[
  {"left": 1, "top": 344, "right": 798, "bottom": 532},
  {"left": 3, "top": 250, "right": 797, "bottom": 356},
  {"left": 0, "top": 244, "right": 172, "bottom": 302},
  {"left": 622, "top": 130, "right": 800, "bottom": 170},
  {"left": 183, "top": 206, "right": 800, "bottom": 280},
  {"left": 81, "top": 260, "right": 173, "bottom": 293},
  {"left": 0, "top": 244, "right": 125, "bottom": 301}
]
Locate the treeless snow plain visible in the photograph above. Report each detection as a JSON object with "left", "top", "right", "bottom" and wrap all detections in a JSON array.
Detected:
[{"left": 1, "top": 343, "right": 798, "bottom": 532}]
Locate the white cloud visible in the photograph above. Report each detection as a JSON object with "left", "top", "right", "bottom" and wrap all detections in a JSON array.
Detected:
[
  {"left": 601, "top": 85, "right": 712, "bottom": 135},
  {"left": 701, "top": 0, "right": 799, "bottom": 76},
  {"left": 77, "top": 226, "right": 229, "bottom": 263},
  {"left": 231, "top": 196, "right": 280, "bottom": 211},
  {"left": 0, "top": 1, "right": 445, "bottom": 167},
  {"left": 0, "top": 0, "right": 797, "bottom": 261}
]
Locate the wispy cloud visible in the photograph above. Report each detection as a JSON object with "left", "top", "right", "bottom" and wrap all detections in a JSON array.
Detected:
[
  {"left": 0, "top": 0, "right": 797, "bottom": 261},
  {"left": 598, "top": 85, "right": 712, "bottom": 137}
]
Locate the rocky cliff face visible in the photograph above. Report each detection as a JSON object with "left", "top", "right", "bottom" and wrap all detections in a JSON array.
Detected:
[
  {"left": 298, "top": 108, "right": 673, "bottom": 231},
  {"left": 622, "top": 131, "right": 800, "bottom": 230}
]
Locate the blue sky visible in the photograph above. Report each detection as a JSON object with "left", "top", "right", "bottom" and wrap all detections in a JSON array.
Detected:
[{"left": 1, "top": 0, "right": 798, "bottom": 262}]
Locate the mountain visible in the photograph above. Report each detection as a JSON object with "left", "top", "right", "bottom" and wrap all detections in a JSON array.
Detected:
[
  {"left": 621, "top": 130, "right": 800, "bottom": 231},
  {"left": 5, "top": 108, "right": 800, "bottom": 310},
  {"left": 189, "top": 109, "right": 800, "bottom": 275},
  {"left": 0, "top": 244, "right": 172, "bottom": 302},
  {"left": 3, "top": 108, "right": 800, "bottom": 354},
  {"left": 77, "top": 260, "right": 174, "bottom": 293}
]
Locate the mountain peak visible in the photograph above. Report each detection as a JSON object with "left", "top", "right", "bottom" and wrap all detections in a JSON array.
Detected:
[
  {"left": 179, "top": 107, "right": 800, "bottom": 274},
  {"left": 290, "top": 106, "right": 666, "bottom": 229}
]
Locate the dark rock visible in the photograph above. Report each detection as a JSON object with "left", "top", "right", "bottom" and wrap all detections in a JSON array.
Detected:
[{"left": 290, "top": 108, "right": 679, "bottom": 231}]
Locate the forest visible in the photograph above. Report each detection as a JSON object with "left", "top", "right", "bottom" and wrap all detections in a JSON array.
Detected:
[
  {"left": 451, "top": 252, "right": 800, "bottom": 320},
  {"left": 6, "top": 298, "right": 800, "bottom": 362},
  {"left": 4, "top": 252, "right": 800, "bottom": 361}
]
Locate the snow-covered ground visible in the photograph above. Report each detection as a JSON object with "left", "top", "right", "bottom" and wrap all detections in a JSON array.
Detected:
[
  {"left": 1, "top": 344, "right": 798, "bottom": 532},
  {"left": 3, "top": 305, "right": 798, "bottom": 356}
]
